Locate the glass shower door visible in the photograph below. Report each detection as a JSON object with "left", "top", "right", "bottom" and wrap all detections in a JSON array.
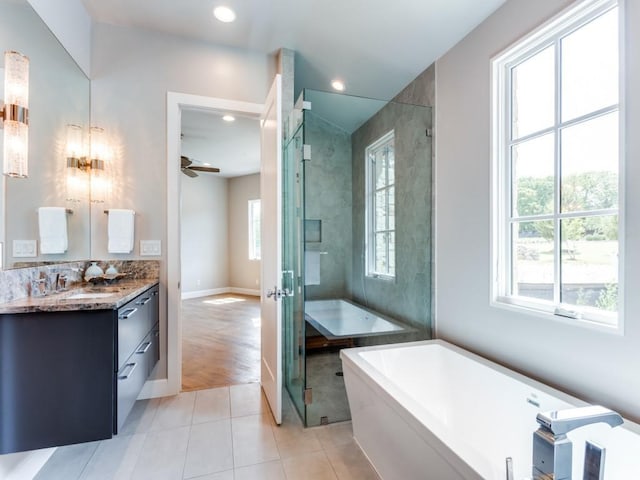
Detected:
[{"left": 283, "top": 106, "right": 307, "bottom": 423}]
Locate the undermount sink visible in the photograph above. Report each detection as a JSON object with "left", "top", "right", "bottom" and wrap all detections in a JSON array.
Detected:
[{"left": 66, "top": 292, "right": 115, "bottom": 300}]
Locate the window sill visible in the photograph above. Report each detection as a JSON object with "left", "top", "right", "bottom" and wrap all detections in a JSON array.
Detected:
[
  {"left": 366, "top": 273, "right": 395, "bottom": 282},
  {"left": 490, "top": 297, "right": 623, "bottom": 336}
]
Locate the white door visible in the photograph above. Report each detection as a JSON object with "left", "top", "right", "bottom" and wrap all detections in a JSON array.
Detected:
[{"left": 260, "top": 74, "right": 283, "bottom": 425}]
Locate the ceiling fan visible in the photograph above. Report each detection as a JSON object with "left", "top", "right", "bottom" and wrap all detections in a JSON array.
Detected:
[{"left": 180, "top": 155, "right": 220, "bottom": 177}]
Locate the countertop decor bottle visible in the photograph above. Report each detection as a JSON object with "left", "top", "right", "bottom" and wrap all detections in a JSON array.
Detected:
[{"left": 105, "top": 264, "right": 118, "bottom": 275}]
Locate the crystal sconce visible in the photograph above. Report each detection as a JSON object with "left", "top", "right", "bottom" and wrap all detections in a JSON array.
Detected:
[
  {"left": 65, "top": 124, "right": 111, "bottom": 203},
  {"left": 1, "top": 51, "right": 29, "bottom": 178}
]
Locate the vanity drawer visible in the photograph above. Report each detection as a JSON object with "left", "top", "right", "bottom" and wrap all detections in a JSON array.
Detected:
[
  {"left": 117, "top": 302, "right": 149, "bottom": 369},
  {"left": 115, "top": 332, "right": 152, "bottom": 432},
  {"left": 117, "top": 286, "right": 156, "bottom": 369}
]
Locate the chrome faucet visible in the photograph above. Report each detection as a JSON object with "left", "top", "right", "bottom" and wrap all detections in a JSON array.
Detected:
[{"left": 532, "top": 405, "right": 623, "bottom": 480}]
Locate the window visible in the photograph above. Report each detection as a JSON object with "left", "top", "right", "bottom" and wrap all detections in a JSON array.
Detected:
[
  {"left": 248, "top": 199, "right": 261, "bottom": 260},
  {"left": 492, "top": 0, "right": 621, "bottom": 326},
  {"left": 366, "top": 130, "right": 395, "bottom": 278}
]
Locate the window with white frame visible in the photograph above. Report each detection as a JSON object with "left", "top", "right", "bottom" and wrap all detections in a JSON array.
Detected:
[
  {"left": 248, "top": 199, "right": 261, "bottom": 260},
  {"left": 366, "top": 130, "right": 395, "bottom": 278},
  {"left": 492, "top": 0, "right": 621, "bottom": 326}
]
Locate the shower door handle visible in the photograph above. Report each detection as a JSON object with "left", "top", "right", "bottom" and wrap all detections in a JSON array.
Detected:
[{"left": 266, "top": 287, "right": 294, "bottom": 300}]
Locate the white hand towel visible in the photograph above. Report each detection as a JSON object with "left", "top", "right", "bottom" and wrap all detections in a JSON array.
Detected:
[
  {"left": 305, "top": 251, "right": 321, "bottom": 285},
  {"left": 108, "top": 209, "right": 135, "bottom": 253},
  {"left": 38, "top": 207, "right": 68, "bottom": 254}
]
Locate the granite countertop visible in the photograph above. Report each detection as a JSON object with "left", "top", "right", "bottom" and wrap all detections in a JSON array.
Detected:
[{"left": 0, "top": 279, "right": 159, "bottom": 314}]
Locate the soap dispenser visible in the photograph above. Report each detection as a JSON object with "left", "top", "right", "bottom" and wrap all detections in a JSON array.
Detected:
[{"left": 85, "top": 262, "right": 104, "bottom": 280}]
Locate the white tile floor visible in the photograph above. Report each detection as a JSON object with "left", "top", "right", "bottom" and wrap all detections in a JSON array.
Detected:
[{"left": 34, "top": 384, "right": 380, "bottom": 480}]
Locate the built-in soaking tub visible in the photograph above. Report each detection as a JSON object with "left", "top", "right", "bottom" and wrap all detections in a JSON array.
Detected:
[
  {"left": 305, "top": 299, "right": 413, "bottom": 339},
  {"left": 341, "top": 340, "right": 640, "bottom": 479}
]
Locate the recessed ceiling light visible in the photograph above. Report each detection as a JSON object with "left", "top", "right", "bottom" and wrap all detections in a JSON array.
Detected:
[
  {"left": 222, "top": 115, "right": 235, "bottom": 122},
  {"left": 331, "top": 79, "right": 346, "bottom": 92},
  {"left": 213, "top": 6, "right": 236, "bottom": 23}
]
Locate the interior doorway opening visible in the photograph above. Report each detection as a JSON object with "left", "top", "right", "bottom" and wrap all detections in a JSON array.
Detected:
[
  {"left": 165, "top": 93, "right": 264, "bottom": 396},
  {"left": 179, "top": 107, "right": 262, "bottom": 392}
]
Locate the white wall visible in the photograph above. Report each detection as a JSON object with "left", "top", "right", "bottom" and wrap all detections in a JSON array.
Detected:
[
  {"left": 435, "top": 0, "right": 640, "bottom": 420},
  {"left": 27, "top": 0, "right": 91, "bottom": 76},
  {"left": 180, "top": 175, "right": 228, "bottom": 294},
  {"left": 228, "top": 174, "right": 261, "bottom": 292},
  {"left": 91, "top": 22, "right": 274, "bottom": 377}
]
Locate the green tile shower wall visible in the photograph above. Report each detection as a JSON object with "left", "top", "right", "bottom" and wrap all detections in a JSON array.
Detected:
[
  {"left": 304, "top": 111, "right": 353, "bottom": 300},
  {"left": 302, "top": 65, "right": 434, "bottom": 331},
  {"left": 351, "top": 101, "right": 433, "bottom": 331}
]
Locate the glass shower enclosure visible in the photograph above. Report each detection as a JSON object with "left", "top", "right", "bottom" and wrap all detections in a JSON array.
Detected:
[{"left": 283, "top": 89, "right": 433, "bottom": 427}]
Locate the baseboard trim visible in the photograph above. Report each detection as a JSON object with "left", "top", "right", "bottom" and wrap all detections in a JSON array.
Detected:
[
  {"left": 181, "top": 287, "right": 260, "bottom": 299},
  {"left": 181, "top": 287, "right": 230, "bottom": 300},
  {"left": 230, "top": 287, "right": 260, "bottom": 297},
  {"left": 138, "top": 378, "right": 175, "bottom": 399}
]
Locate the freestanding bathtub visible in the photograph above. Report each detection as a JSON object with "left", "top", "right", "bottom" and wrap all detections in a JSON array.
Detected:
[{"left": 341, "top": 340, "right": 640, "bottom": 479}]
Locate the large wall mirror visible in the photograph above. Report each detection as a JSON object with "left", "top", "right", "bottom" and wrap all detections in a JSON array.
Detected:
[{"left": 0, "top": 0, "right": 91, "bottom": 269}]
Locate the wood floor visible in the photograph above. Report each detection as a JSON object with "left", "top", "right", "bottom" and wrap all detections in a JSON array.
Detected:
[{"left": 181, "top": 293, "right": 261, "bottom": 392}]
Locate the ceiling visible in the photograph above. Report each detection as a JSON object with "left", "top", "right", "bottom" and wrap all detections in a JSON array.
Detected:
[
  {"left": 180, "top": 109, "right": 260, "bottom": 178},
  {"left": 81, "top": 0, "right": 507, "bottom": 177},
  {"left": 80, "top": 0, "right": 507, "bottom": 100}
]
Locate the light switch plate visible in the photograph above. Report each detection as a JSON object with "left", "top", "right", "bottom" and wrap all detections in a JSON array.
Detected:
[
  {"left": 140, "top": 240, "right": 161, "bottom": 256},
  {"left": 13, "top": 240, "right": 37, "bottom": 257}
]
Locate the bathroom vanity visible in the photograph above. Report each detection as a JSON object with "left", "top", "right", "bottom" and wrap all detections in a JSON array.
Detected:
[{"left": 0, "top": 280, "right": 159, "bottom": 455}]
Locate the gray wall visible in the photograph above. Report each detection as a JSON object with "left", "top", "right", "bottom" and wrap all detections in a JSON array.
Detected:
[
  {"left": 228, "top": 174, "right": 261, "bottom": 292},
  {"left": 180, "top": 173, "right": 261, "bottom": 295},
  {"left": 435, "top": 0, "right": 640, "bottom": 421},
  {"left": 351, "top": 99, "right": 433, "bottom": 331},
  {"left": 304, "top": 111, "right": 353, "bottom": 299},
  {"left": 180, "top": 174, "right": 228, "bottom": 294}
]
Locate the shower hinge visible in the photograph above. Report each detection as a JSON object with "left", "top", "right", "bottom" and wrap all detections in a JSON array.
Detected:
[
  {"left": 303, "top": 144, "right": 311, "bottom": 161},
  {"left": 426, "top": 128, "right": 433, "bottom": 137},
  {"left": 303, "top": 388, "right": 313, "bottom": 405},
  {"left": 294, "top": 95, "right": 312, "bottom": 111}
]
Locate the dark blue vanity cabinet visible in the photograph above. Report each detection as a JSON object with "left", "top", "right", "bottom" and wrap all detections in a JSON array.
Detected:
[
  {"left": 115, "top": 284, "right": 160, "bottom": 432},
  {"left": 0, "top": 283, "right": 159, "bottom": 455}
]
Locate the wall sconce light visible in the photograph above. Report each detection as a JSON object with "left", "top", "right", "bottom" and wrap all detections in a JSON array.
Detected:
[
  {"left": 65, "top": 124, "right": 111, "bottom": 203},
  {"left": 89, "top": 126, "right": 108, "bottom": 204},
  {"left": 65, "top": 124, "right": 87, "bottom": 202},
  {"left": 1, "top": 51, "right": 30, "bottom": 178}
]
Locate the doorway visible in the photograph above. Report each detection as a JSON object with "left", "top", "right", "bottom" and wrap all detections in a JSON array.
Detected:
[
  {"left": 165, "top": 93, "right": 264, "bottom": 396},
  {"left": 179, "top": 107, "right": 262, "bottom": 391}
]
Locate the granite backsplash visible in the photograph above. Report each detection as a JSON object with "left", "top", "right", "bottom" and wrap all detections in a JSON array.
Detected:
[{"left": 0, "top": 260, "right": 160, "bottom": 304}]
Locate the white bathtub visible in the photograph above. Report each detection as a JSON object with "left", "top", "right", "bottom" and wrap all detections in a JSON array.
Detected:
[
  {"left": 341, "top": 340, "right": 640, "bottom": 480},
  {"left": 305, "top": 299, "right": 413, "bottom": 339}
]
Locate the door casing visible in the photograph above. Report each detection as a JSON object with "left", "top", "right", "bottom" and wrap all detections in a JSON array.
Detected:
[{"left": 141, "top": 92, "right": 263, "bottom": 398}]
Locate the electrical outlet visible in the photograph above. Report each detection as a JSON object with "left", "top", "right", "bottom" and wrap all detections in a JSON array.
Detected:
[
  {"left": 140, "top": 240, "right": 161, "bottom": 256},
  {"left": 13, "top": 240, "right": 37, "bottom": 257}
]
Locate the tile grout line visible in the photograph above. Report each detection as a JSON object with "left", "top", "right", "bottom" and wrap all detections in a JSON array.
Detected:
[
  {"left": 115, "top": 396, "right": 162, "bottom": 479},
  {"left": 179, "top": 390, "right": 201, "bottom": 479},
  {"left": 74, "top": 441, "right": 101, "bottom": 480},
  {"left": 227, "top": 387, "right": 239, "bottom": 472}
]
